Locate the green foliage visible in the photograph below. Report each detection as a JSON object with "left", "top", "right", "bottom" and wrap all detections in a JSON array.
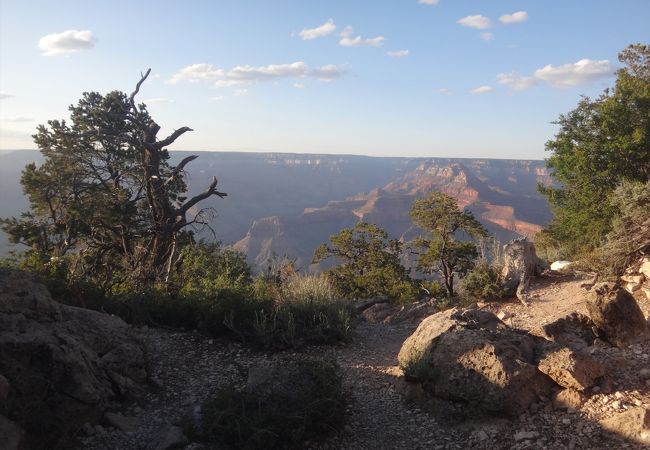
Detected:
[
  {"left": 195, "top": 357, "right": 346, "bottom": 449},
  {"left": 177, "top": 242, "right": 252, "bottom": 296},
  {"left": 409, "top": 191, "right": 488, "bottom": 297},
  {"left": 312, "top": 222, "right": 418, "bottom": 303},
  {"left": 592, "top": 180, "right": 650, "bottom": 274},
  {"left": 459, "top": 261, "right": 506, "bottom": 301},
  {"left": 401, "top": 350, "right": 434, "bottom": 382},
  {"left": 539, "top": 44, "right": 650, "bottom": 259}
]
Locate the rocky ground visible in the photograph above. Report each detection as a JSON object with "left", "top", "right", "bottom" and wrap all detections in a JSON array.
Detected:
[{"left": 76, "top": 273, "right": 650, "bottom": 450}]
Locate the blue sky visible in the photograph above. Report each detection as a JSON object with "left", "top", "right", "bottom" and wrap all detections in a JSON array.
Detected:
[{"left": 0, "top": 0, "right": 648, "bottom": 159}]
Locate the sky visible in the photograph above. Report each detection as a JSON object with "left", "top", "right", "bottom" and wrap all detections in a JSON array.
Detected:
[{"left": 0, "top": 1, "right": 648, "bottom": 160}]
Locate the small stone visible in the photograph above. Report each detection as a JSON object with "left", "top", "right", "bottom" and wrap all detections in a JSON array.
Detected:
[
  {"left": 81, "top": 422, "right": 95, "bottom": 436},
  {"left": 475, "top": 430, "right": 489, "bottom": 441},
  {"left": 639, "top": 368, "right": 650, "bottom": 379},
  {"left": 514, "top": 430, "right": 539, "bottom": 442}
]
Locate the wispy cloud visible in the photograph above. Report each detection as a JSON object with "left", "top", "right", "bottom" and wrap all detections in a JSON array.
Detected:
[
  {"left": 470, "top": 85, "right": 494, "bottom": 94},
  {"left": 208, "top": 96, "right": 224, "bottom": 102},
  {"left": 0, "top": 116, "right": 33, "bottom": 122},
  {"left": 0, "top": 92, "right": 15, "bottom": 100},
  {"left": 418, "top": 0, "right": 440, "bottom": 5},
  {"left": 38, "top": 29, "right": 95, "bottom": 56},
  {"left": 309, "top": 64, "right": 345, "bottom": 81},
  {"left": 168, "top": 62, "right": 345, "bottom": 87},
  {"left": 339, "top": 26, "right": 384, "bottom": 47},
  {"left": 436, "top": 88, "right": 452, "bottom": 95},
  {"left": 498, "top": 58, "right": 614, "bottom": 91},
  {"left": 387, "top": 50, "right": 409, "bottom": 58},
  {"left": 499, "top": 11, "right": 528, "bottom": 24},
  {"left": 457, "top": 15, "right": 491, "bottom": 30},
  {"left": 497, "top": 73, "right": 537, "bottom": 91},
  {"left": 480, "top": 32, "right": 494, "bottom": 41},
  {"left": 233, "top": 89, "right": 249, "bottom": 96},
  {"left": 293, "top": 83, "right": 305, "bottom": 89},
  {"left": 299, "top": 19, "right": 336, "bottom": 40}
]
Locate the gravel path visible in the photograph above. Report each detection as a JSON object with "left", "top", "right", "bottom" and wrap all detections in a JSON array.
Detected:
[{"left": 76, "top": 276, "right": 650, "bottom": 449}]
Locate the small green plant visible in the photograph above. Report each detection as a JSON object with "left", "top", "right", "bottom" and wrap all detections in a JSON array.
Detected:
[
  {"left": 459, "top": 261, "right": 506, "bottom": 301},
  {"left": 401, "top": 350, "right": 434, "bottom": 382},
  {"left": 195, "top": 357, "right": 346, "bottom": 449}
]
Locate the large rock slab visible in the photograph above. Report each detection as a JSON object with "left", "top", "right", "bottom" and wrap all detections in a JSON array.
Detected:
[
  {"left": 537, "top": 347, "right": 604, "bottom": 391},
  {"left": 398, "top": 308, "right": 555, "bottom": 416},
  {"left": 599, "top": 407, "right": 650, "bottom": 445},
  {"left": 0, "top": 269, "right": 147, "bottom": 449},
  {"left": 586, "top": 283, "right": 650, "bottom": 348}
]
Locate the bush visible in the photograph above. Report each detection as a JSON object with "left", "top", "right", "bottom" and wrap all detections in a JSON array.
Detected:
[
  {"left": 253, "top": 274, "right": 355, "bottom": 349},
  {"left": 195, "top": 357, "right": 346, "bottom": 449},
  {"left": 592, "top": 180, "right": 650, "bottom": 275},
  {"left": 459, "top": 262, "right": 506, "bottom": 301}
]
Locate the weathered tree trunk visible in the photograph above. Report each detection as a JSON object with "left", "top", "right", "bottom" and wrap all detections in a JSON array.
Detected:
[{"left": 128, "top": 69, "right": 227, "bottom": 283}]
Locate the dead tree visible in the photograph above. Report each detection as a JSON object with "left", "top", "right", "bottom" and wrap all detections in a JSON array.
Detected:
[{"left": 128, "top": 69, "right": 227, "bottom": 282}]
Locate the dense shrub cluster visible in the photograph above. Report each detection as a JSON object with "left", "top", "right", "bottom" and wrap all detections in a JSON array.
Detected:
[
  {"left": 193, "top": 357, "right": 346, "bottom": 449},
  {"left": 1, "top": 243, "right": 354, "bottom": 349}
]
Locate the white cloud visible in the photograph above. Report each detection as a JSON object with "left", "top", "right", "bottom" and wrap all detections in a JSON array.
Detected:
[
  {"left": 499, "top": 11, "right": 528, "bottom": 24},
  {"left": 299, "top": 19, "right": 336, "bottom": 40},
  {"left": 534, "top": 59, "right": 613, "bottom": 87},
  {"left": 457, "top": 15, "right": 491, "bottom": 30},
  {"left": 387, "top": 50, "right": 409, "bottom": 58},
  {"left": 233, "top": 89, "right": 249, "bottom": 96},
  {"left": 309, "top": 64, "right": 345, "bottom": 81},
  {"left": 339, "top": 26, "right": 384, "bottom": 47},
  {"left": 0, "top": 92, "right": 15, "bottom": 100},
  {"left": 142, "top": 98, "right": 172, "bottom": 104},
  {"left": 293, "top": 83, "right": 305, "bottom": 89},
  {"left": 497, "top": 72, "right": 537, "bottom": 91},
  {"left": 480, "top": 32, "right": 494, "bottom": 41},
  {"left": 340, "top": 35, "right": 384, "bottom": 47},
  {"left": 169, "top": 61, "right": 344, "bottom": 88},
  {"left": 418, "top": 0, "right": 439, "bottom": 5},
  {"left": 497, "top": 58, "right": 614, "bottom": 91},
  {"left": 436, "top": 88, "right": 452, "bottom": 95},
  {"left": 208, "top": 96, "right": 224, "bottom": 102},
  {"left": 470, "top": 85, "right": 494, "bottom": 94},
  {"left": 38, "top": 29, "right": 95, "bottom": 56},
  {"left": 0, "top": 116, "right": 33, "bottom": 122}
]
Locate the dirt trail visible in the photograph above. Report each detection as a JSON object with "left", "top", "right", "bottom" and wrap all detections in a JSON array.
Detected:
[{"left": 77, "top": 274, "right": 650, "bottom": 450}]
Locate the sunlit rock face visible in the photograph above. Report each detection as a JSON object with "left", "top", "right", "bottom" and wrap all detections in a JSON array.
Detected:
[{"left": 0, "top": 151, "right": 553, "bottom": 270}]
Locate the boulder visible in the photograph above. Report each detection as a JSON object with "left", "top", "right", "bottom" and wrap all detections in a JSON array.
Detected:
[
  {"left": 501, "top": 238, "right": 547, "bottom": 300},
  {"left": 536, "top": 312, "right": 598, "bottom": 350},
  {"left": 599, "top": 407, "right": 650, "bottom": 445},
  {"left": 398, "top": 308, "right": 555, "bottom": 416},
  {"left": 552, "top": 388, "right": 585, "bottom": 411},
  {"left": 0, "top": 269, "right": 147, "bottom": 449},
  {"left": 586, "top": 283, "right": 650, "bottom": 348},
  {"left": 537, "top": 347, "right": 604, "bottom": 391}
]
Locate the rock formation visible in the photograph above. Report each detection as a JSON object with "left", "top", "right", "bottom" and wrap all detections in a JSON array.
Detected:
[
  {"left": 0, "top": 269, "right": 147, "bottom": 449},
  {"left": 586, "top": 283, "right": 650, "bottom": 348}
]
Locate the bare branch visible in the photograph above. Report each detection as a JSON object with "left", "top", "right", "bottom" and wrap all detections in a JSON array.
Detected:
[
  {"left": 164, "top": 154, "right": 199, "bottom": 187},
  {"left": 154, "top": 126, "right": 193, "bottom": 149},
  {"left": 129, "top": 68, "right": 151, "bottom": 114},
  {"left": 178, "top": 176, "right": 227, "bottom": 216}
]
